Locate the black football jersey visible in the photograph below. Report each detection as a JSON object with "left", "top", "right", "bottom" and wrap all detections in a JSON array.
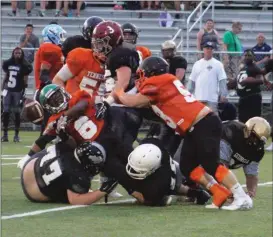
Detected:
[
  {"left": 62, "top": 35, "right": 90, "bottom": 59},
  {"left": 169, "top": 56, "right": 187, "bottom": 83},
  {"left": 236, "top": 63, "right": 262, "bottom": 97},
  {"left": 221, "top": 121, "right": 264, "bottom": 169},
  {"left": 103, "top": 137, "right": 176, "bottom": 206},
  {"left": 33, "top": 143, "right": 91, "bottom": 203},
  {"left": 106, "top": 42, "right": 140, "bottom": 92},
  {"left": 2, "top": 60, "right": 32, "bottom": 92}
]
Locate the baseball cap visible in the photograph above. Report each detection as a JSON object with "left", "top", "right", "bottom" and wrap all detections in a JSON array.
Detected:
[{"left": 203, "top": 41, "right": 215, "bottom": 49}]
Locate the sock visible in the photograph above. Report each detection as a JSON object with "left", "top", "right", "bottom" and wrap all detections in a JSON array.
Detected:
[
  {"left": 3, "top": 112, "right": 10, "bottom": 135},
  {"left": 230, "top": 183, "right": 247, "bottom": 198},
  {"left": 206, "top": 179, "right": 217, "bottom": 190}
]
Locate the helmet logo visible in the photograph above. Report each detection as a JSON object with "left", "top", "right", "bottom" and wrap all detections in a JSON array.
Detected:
[{"left": 107, "top": 26, "right": 114, "bottom": 34}]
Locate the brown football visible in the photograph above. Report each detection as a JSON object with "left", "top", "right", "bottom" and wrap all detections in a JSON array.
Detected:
[{"left": 22, "top": 98, "right": 44, "bottom": 125}]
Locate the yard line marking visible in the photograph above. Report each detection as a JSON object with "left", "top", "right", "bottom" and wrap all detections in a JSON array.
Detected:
[
  {"left": 24, "top": 146, "right": 32, "bottom": 148},
  {"left": 2, "top": 158, "right": 23, "bottom": 160},
  {"left": 1, "top": 155, "right": 24, "bottom": 157},
  {"left": 2, "top": 182, "right": 273, "bottom": 220},
  {"left": 12, "top": 177, "right": 20, "bottom": 180},
  {"left": 2, "top": 163, "right": 18, "bottom": 166},
  {"left": 1, "top": 199, "right": 135, "bottom": 220}
]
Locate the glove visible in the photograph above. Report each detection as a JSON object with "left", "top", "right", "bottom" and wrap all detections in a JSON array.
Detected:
[
  {"left": 56, "top": 115, "right": 68, "bottom": 134},
  {"left": 99, "top": 177, "right": 118, "bottom": 194},
  {"left": 17, "top": 154, "right": 31, "bottom": 169},
  {"left": 95, "top": 101, "right": 110, "bottom": 120}
]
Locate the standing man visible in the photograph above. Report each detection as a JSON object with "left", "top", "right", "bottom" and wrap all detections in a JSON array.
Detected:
[
  {"left": 223, "top": 22, "right": 243, "bottom": 84},
  {"left": 188, "top": 41, "right": 228, "bottom": 113},
  {"left": 19, "top": 24, "right": 40, "bottom": 64},
  {"left": 1, "top": 47, "right": 33, "bottom": 142},
  {"left": 237, "top": 49, "right": 264, "bottom": 123}
]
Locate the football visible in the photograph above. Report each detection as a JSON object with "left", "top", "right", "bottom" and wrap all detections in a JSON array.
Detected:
[{"left": 22, "top": 98, "right": 44, "bottom": 125}]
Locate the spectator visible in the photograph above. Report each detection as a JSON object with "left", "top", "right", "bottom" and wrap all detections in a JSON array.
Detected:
[
  {"left": 19, "top": 24, "right": 40, "bottom": 64},
  {"left": 55, "top": 0, "right": 69, "bottom": 17},
  {"left": 187, "top": 41, "right": 228, "bottom": 114},
  {"left": 252, "top": 33, "right": 272, "bottom": 69},
  {"left": 197, "top": 19, "right": 221, "bottom": 59},
  {"left": 69, "top": 1, "right": 85, "bottom": 17},
  {"left": 1, "top": 47, "right": 33, "bottom": 142},
  {"left": 8, "top": 0, "right": 33, "bottom": 17},
  {"left": 140, "top": 1, "right": 160, "bottom": 10},
  {"left": 38, "top": 0, "right": 47, "bottom": 17},
  {"left": 237, "top": 49, "right": 264, "bottom": 123},
  {"left": 223, "top": 22, "right": 243, "bottom": 83}
]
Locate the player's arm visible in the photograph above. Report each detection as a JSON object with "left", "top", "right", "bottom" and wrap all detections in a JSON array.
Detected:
[
  {"left": 53, "top": 64, "right": 74, "bottom": 88},
  {"left": 239, "top": 74, "right": 264, "bottom": 86},
  {"left": 28, "top": 134, "right": 57, "bottom": 156},
  {"left": 67, "top": 178, "right": 118, "bottom": 205},
  {"left": 117, "top": 91, "right": 150, "bottom": 108}
]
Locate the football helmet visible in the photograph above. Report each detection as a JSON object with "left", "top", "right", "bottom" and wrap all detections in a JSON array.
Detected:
[
  {"left": 92, "top": 21, "right": 123, "bottom": 61},
  {"left": 138, "top": 56, "right": 169, "bottom": 78},
  {"left": 39, "top": 84, "right": 71, "bottom": 114},
  {"left": 82, "top": 16, "right": 104, "bottom": 41},
  {"left": 74, "top": 141, "right": 106, "bottom": 176},
  {"left": 121, "top": 23, "right": 139, "bottom": 44},
  {"left": 161, "top": 40, "right": 176, "bottom": 60},
  {"left": 42, "top": 24, "right": 67, "bottom": 45},
  {"left": 126, "top": 143, "right": 162, "bottom": 180},
  {"left": 245, "top": 117, "right": 271, "bottom": 151}
]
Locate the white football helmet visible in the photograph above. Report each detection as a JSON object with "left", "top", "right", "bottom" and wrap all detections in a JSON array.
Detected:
[
  {"left": 126, "top": 144, "right": 162, "bottom": 180},
  {"left": 161, "top": 40, "right": 176, "bottom": 50}
]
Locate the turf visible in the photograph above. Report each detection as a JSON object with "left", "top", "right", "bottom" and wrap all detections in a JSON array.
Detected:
[{"left": 1, "top": 131, "right": 272, "bottom": 237}]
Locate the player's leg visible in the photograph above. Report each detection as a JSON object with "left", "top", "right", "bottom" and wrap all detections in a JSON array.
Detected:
[
  {"left": 13, "top": 91, "right": 24, "bottom": 142},
  {"left": 2, "top": 91, "right": 12, "bottom": 142},
  {"left": 193, "top": 113, "right": 252, "bottom": 210}
]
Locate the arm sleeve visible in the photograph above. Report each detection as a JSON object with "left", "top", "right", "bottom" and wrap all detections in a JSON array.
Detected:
[
  {"left": 23, "top": 63, "right": 33, "bottom": 75},
  {"left": 174, "top": 57, "right": 187, "bottom": 70},
  {"left": 2, "top": 60, "right": 9, "bottom": 72},
  {"left": 243, "top": 162, "right": 259, "bottom": 176}
]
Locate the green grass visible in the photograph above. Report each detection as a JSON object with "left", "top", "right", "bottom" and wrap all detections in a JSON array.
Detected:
[{"left": 1, "top": 132, "right": 272, "bottom": 237}]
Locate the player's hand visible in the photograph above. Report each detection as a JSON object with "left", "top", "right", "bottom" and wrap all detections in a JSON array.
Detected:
[
  {"left": 99, "top": 178, "right": 118, "bottom": 194},
  {"left": 17, "top": 154, "right": 31, "bottom": 169},
  {"left": 56, "top": 115, "right": 68, "bottom": 134},
  {"left": 95, "top": 101, "right": 109, "bottom": 120}
]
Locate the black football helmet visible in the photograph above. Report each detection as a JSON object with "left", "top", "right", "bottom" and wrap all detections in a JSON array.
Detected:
[
  {"left": 74, "top": 141, "right": 106, "bottom": 176},
  {"left": 138, "top": 56, "right": 169, "bottom": 77},
  {"left": 82, "top": 16, "right": 104, "bottom": 41},
  {"left": 121, "top": 23, "right": 139, "bottom": 44}
]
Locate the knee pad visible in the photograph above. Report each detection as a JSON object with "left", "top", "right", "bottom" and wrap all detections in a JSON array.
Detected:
[
  {"left": 189, "top": 166, "right": 205, "bottom": 183},
  {"left": 215, "top": 164, "right": 230, "bottom": 183}
]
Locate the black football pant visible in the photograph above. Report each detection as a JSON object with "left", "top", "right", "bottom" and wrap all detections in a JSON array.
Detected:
[
  {"left": 238, "top": 93, "right": 262, "bottom": 123},
  {"left": 180, "top": 113, "right": 222, "bottom": 179}
]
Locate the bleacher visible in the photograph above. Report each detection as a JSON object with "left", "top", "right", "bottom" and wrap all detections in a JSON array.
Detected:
[{"left": 1, "top": 0, "right": 272, "bottom": 107}]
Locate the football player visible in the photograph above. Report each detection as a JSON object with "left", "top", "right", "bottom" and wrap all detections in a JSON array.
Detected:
[
  {"left": 103, "top": 137, "right": 211, "bottom": 206},
  {"left": 1, "top": 47, "right": 33, "bottom": 142},
  {"left": 115, "top": 56, "right": 253, "bottom": 210},
  {"left": 61, "top": 16, "right": 104, "bottom": 59},
  {"left": 121, "top": 22, "right": 152, "bottom": 63},
  {"left": 92, "top": 21, "right": 143, "bottom": 149},
  {"left": 21, "top": 140, "right": 118, "bottom": 204},
  {"left": 34, "top": 23, "right": 66, "bottom": 135}
]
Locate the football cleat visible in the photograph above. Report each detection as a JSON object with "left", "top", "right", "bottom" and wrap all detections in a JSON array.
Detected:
[
  {"left": 1, "top": 135, "right": 9, "bottom": 142},
  {"left": 221, "top": 195, "right": 253, "bottom": 211},
  {"left": 13, "top": 135, "right": 20, "bottom": 143}
]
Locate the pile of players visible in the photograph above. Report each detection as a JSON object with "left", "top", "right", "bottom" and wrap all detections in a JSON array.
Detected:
[{"left": 18, "top": 16, "right": 271, "bottom": 210}]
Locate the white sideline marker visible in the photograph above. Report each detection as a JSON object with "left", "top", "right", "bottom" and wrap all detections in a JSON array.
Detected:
[
  {"left": 2, "top": 163, "right": 19, "bottom": 166},
  {"left": 1, "top": 183, "right": 272, "bottom": 220}
]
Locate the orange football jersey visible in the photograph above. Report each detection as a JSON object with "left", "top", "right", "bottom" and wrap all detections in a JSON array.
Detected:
[
  {"left": 136, "top": 74, "right": 205, "bottom": 135},
  {"left": 136, "top": 46, "right": 152, "bottom": 60},
  {"left": 34, "top": 43, "right": 64, "bottom": 89},
  {"left": 65, "top": 48, "right": 105, "bottom": 97},
  {"left": 46, "top": 90, "right": 104, "bottom": 144}
]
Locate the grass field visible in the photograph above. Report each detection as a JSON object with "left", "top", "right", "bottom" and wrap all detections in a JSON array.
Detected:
[{"left": 1, "top": 131, "right": 272, "bottom": 237}]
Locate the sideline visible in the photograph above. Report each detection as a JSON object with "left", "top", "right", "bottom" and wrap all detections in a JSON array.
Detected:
[{"left": 2, "top": 182, "right": 272, "bottom": 220}]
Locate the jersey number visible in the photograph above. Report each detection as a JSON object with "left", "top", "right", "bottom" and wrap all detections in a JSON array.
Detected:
[
  {"left": 237, "top": 71, "right": 247, "bottom": 90},
  {"left": 173, "top": 80, "right": 196, "bottom": 103},
  {"left": 8, "top": 71, "right": 18, "bottom": 88},
  {"left": 74, "top": 116, "right": 97, "bottom": 140},
  {"left": 40, "top": 145, "right": 62, "bottom": 185}
]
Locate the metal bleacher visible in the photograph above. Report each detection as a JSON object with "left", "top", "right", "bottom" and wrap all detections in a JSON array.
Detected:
[{"left": 1, "top": 1, "right": 272, "bottom": 112}]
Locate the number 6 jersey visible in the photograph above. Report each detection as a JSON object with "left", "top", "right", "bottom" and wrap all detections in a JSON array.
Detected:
[
  {"left": 45, "top": 90, "right": 104, "bottom": 144},
  {"left": 30, "top": 143, "right": 91, "bottom": 203}
]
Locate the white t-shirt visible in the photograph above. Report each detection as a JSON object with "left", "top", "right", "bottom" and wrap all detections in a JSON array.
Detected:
[{"left": 189, "top": 58, "right": 227, "bottom": 103}]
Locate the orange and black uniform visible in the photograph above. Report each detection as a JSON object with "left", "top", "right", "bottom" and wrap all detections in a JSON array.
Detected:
[{"left": 136, "top": 73, "right": 223, "bottom": 179}]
